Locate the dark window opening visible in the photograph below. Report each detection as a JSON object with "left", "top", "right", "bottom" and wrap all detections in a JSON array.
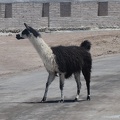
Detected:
[
  {"left": 42, "top": 3, "right": 49, "bottom": 17},
  {"left": 98, "top": 2, "right": 108, "bottom": 16},
  {"left": 5, "top": 3, "right": 12, "bottom": 18},
  {"left": 60, "top": 2, "right": 71, "bottom": 17}
]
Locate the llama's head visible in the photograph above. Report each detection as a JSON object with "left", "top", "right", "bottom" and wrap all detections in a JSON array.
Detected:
[{"left": 16, "top": 23, "right": 41, "bottom": 40}]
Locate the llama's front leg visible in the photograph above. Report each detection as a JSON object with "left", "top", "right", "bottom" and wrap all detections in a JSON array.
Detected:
[
  {"left": 59, "top": 73, "right": 65, "bottom": 102},
  {"left": 74, "top": 72, "right": 81, "bottom": 101},
  {"left": 41, "top": 72, "right": 55, "bottom": 102}
]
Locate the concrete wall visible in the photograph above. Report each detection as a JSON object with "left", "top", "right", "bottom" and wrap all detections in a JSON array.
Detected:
[{"left": 0, "top": 1, "right": 120, "bottom": 31}]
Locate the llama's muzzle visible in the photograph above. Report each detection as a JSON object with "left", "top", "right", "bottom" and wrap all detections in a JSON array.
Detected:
[{"left": 16, "top": 34, "right": 24, "bottom": 40}]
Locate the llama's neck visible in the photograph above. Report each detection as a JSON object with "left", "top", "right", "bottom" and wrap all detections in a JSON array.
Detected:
[
  {"left": 28, "top": 36, "right": 57, "bottom": 72},
  {"left": 29, "top": 36, "right": 52, "bottom": 57}
]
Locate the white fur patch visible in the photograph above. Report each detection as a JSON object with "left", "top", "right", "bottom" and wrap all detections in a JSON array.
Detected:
[
  {"left": 29, "top": 36, "right": 58, "bottom": 72},
  {"left": 76, "top": 95, "right": 79, "bottom": 99}
]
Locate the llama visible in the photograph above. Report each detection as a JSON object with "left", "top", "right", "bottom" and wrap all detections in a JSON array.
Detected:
[{"left": 16, "top": 23, "right": 92, "bottom": 102}]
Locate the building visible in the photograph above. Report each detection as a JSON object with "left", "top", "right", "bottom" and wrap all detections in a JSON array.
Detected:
[{"left": 0, "top": 0, "right": 120, "bottom": 31}]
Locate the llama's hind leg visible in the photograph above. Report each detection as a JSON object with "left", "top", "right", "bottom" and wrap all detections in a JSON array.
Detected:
[
  {"left": 74, "top": 72, "right": 81, "bottom": 101},
  {"left": 59, "top": 73, "right": 65, "bottom": 102},
  {"left": 41, "top": 72, "right": 55, "bottom": 102},
  {"left": 82, "top": 69, "right": 91, "bottom": 100}
]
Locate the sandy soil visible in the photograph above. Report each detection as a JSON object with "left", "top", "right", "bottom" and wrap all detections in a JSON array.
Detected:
[{"left": 0, "top": 29, "right": 120, "bottom": 76}]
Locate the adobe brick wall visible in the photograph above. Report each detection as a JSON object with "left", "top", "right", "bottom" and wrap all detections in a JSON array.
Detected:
[
  {"left": 49, "top": 2, "right": 98, "bottom": 28},
  {"left": 0, "top": 3, "right": 48, "bottom": 31},
  {"left": 49, "top": 1, "right": 120, "bottom": 29},
  {"left": 0, "top": 1, "right": 120, "bottom": 31}
]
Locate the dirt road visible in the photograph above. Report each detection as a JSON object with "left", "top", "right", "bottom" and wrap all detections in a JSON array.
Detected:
[
  {"left": 0, "top": 29, "right": 120, "bottom": 76},
  {"left": 0, "top": 54, "right": 120, "bottom": 120},
  {"left": 1, "top": 29, "right": 120, "bottom": 119}
]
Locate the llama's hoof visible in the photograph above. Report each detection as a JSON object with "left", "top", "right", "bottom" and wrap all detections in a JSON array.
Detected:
[
  {"left": 41, "top": 97, "right": 46, "bottom": 103},
  {"left": 74, "top": 98, "right": 79, "bottom": 102},
  {"left": 87, "top": 96, "right": 90, "bottom": 101},
  {"left": 59, "top": 99, "right": 64, "bottom": 103}
]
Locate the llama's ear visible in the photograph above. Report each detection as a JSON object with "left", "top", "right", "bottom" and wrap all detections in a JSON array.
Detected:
[
  {"left": 24, "top": 23, "right": 40, "bottom": 37},
  {"left": 24, "top": 23, "right": 31, "bottom": 33},
  {"left": 24, "top": 23, "right": 29, "bottom": 29}
]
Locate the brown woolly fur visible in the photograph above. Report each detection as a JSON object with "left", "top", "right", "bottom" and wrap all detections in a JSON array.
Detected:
[{"left": 51, "top": 40, "right": 92, "bottom": 79}]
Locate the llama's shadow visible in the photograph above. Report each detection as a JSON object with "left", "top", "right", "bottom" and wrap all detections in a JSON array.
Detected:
[
  {"left": 44, "top": 99, "right": 86, "bottom": 103},
  {"left": 22, "top": 99, "right": 86, "bottom": 104}
]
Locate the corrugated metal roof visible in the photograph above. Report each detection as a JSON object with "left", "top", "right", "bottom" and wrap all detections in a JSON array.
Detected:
[{"left": 0, "top": 0, "right": 119, "bottom": 3}]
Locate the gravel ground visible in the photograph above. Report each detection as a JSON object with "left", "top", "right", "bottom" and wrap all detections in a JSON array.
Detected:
[{"left": 0, "top": 29, "right": 120, "bottom": 76}]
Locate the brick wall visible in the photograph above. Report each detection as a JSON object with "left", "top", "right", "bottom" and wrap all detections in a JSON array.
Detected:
[
  {"left": 0, "top": 1, "right": 120, "bottom": 31},
  {"left": 50, "top": 2, "right": 98, "bottom": 28},
  {"left": 96, "top": 1, "right": 120, "bottom": 28},
  {"left": 0, "top": 3, "right": 48, "bottom": 30},
  {"left": 49, "top": 1, "right": 120, "bottom": 29}
]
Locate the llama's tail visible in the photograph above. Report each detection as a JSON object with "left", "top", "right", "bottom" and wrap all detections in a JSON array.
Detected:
[{"left": 80, "top": 40, "right": 91, "bottom": 51}]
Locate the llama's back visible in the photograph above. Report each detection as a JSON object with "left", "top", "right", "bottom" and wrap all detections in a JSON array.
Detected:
[{"left": 51, "top": 44, "right": 92, "bottom": 78}]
